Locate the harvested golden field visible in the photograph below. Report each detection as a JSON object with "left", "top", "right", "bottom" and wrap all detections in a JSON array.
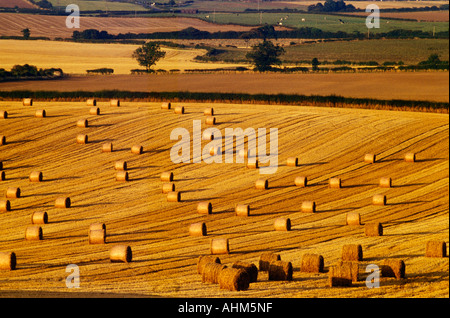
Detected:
[
  {"left": 0, "top": 100, "right": 448, "bottom": 298},
  {"left": 0, "top": 0, "right": 35, "bottom": 9},
  {"left": 341, "top": 10, "right": 450, "bottom": 22}
]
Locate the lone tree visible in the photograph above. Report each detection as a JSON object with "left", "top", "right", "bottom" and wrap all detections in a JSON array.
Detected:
[
  {"left": 312, "top": 57, "right": 320, "bottom": 71},
  {"left": 21, "top": 28, "right": 30, "bottom": 39},
  {"left": 132, "top": 42, "right": 166, "bottom": 72},
  {"left": 246, "top": 40, "right": 285, "bottom": 72}
]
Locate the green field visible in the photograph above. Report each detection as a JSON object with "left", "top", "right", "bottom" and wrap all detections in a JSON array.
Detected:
[{"left": 48, "top": 0, "right": 148, "bottom": 11}]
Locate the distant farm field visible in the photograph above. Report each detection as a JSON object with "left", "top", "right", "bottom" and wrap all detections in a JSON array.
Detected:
[
  {"left": 281, "top": 0, "right": 450, "bottom": 10},
  {"left": 46, "top": 0, "right": 147, "bottom": 11},
  {"left": 0, "top": 0, "right": 35, "bottom": 8}
]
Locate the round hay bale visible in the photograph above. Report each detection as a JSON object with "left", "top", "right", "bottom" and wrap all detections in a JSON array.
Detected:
[
  {"left": 110, "top": 99, "right": 120, "bottom": 107},
  {"left": 35, "top": 109, "right": 46, "bottom": 118},
  {"left": 114, "top": 160, "right": 127, "bottom": 171},
  {"left": 202, "top": 262, "right": 226, "bottom": 284},
  {"left": 115, "top": 171, "right": 129, "bottom": 181},
  {"left": 294, "top": 176, "right": 307, "bottom": 187},
  {"left": 0, "top": 171, "right": 5, "bottom": 181},
  {"left": 365, "top": 222, "right": 383, "bottom": 237},
  {"left": 110, "top": 245, "right": 132, "bottom": 263},
  {"left": 76, "top": 119, "right": 88, "bottom": 128},
  {"left": 55, "top": 197, "right": 71, "bottom": 208},
  {"left": 404, "top": 152, "right": 416, "bottom": 162},
  {"left": 0, "top": 252, "right": 16, "bottom": 270},
  {"left": 89, "top": 229, "right": 106, "bottom": 244},
  {"left": 197, "top": 255, "right": 221, "bottom": 274},
  {"left": 29, "top": 171, "right": 43, "bottom": 182},
  {"left": 346, "top": 212, "right": 361, "bottom": 226},
  {"left": 341, "top": 244, "right": 363, "bottom": 262},
  {"left": 238, "top": 149, "right": 249, "bottom": 159},
  {"left": 274, "top": 217, "right": 291, "bottom": 231},
  {"left": 218, "top": 267, "right": 250, "bottom": 291},
  {"left": 286, "top": 157, "right": 298, "bottom": 167},
  {"left": 160, "top": 171, "right": 173, "bottom": 182},
  {"left": 189, "top": 222, "right": 207, "bottom": 237},
  {"left": 246, "top": 160, "right": 259, "bottom": 169},
  {"left": 31, "top": 211, "right": 48, "bottom": 224},
  {"left": 131, "top": 145, "right": 143, "bottom": 154},
  {"left": 255, "top": 178, "right": 268, "bottom": 190},
  {"left": 209, "top": 146, "right": 221, "bottom": 156},
  {"left": 329, "top": 177, "right": 341, "bottom": 189},
  {"left": 202, "top": 131, "right": 214, "bottom": 141},
  {"left": 89, "top": 107, "right": 100, "bottom": 115},
  {"left": 232, "top": 261, "right": 258, "bottom": 283},
  {"left": 0, "top": 200, "right": 11, "bottom": 212},
  {"left": 381, "top": 259, "right": 405, "bottom": 279},
  {"left": 161, "top": 102, "right": 171, "bottom": 110},
  {"left": 268, "top": 260, "right": 293, "bottom": 281},
  {"left": 161, "top": 182, "right": 175, "bottom": 194},
  {"left": 197, "top": 201, "right": 212, "bottom": 215},
  {"left": 259, "top": 252, "right": 281, "bottom": 271},
  {"left": 89, "top": 223, "right": 106, "bottom": 233},
  {"left": 0, "top": 110, "right": 7, "bottom": 119},
  {"left": 102, "top": 143, "right": 113, "bottom": 153},
  {"left": 425, "top": 240, "right": 447, "bottom": 258},
  {"left": 301, "top": 201, "right": 316, "bottom": 213},
  {"left": 235, "top": 204, "right": 250, "bottom": 216},
  {"left": 379, "top": 177, "right": 392, "bottom": 188},
  {"left": 301, "top": 254, "right": 324, "bottom": 273},
  {"left": 23, "top": 98, "right": 33, "bottom": 106},
  {"left": 205, "top": 116, "right": 216, "bottom": 125},
  {"left": 328, "top": 261, "right": 358, "bottom": 287},
  {"left": 204, "top": 108, "right": 214, "bottom": 116},
  {"left": 167, "top": 191, "right": 180, "bottom": 202},
  {"left": 174, "top": 106, "right": 184, "bottom": 114},
  {"left": 6, "top": 187, "right": 20, "bottom": 198},
  {"left": 76, "top": 134, "right": 88, "bottom": 144},
  {"left": 364, "top": 153, "right": 376, "bottom": 163},
  {"left": 86, "top": 99, "right": 96, "bottom": 106},
  {"left": 210, "top": 238, "right": 229, "bottom": 255},
  {"left": 25, "top": 226, "right": 42, "bottom": 241},
  {"left": 372, "top": 194, "right": 386, "bottom": 206},
  {"left": 0, "top": 135, "right": 5, "bottom": 145}
]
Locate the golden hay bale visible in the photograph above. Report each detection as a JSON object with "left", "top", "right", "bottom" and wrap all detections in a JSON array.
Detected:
[
  {"left": 346, "top": 212, "right": 361, "bottom": 226},
  {"left": 86, "top": 99, "right": 96, "bottom": 106},
  {"left": 110, "top": 245, "right": 132, "bottom": 263},
  {"left": 294, "top": 176, "right": 307, "bottom": 187},
  {"left": 160, "top": 171, "right": 173, "bottom": 182},
  {"left": 0, "top": 171, "right": 5, "bottom": 181},
  {"left": 329, "top": 177, "right": 341, "bottom": 189},
  {"left": 259, "top": 252, "right": 281, "bottom": 271},
  {"left": 161, "top": 102, "right": 171, "bottom": 110},
  {"left": 115, "top": 171, "right": 129, "bottom": 181},
  {"left": 274, "top": 217, "right": 291, "bottom": 231},
  {"left": 35, "top": 109, "right": 46, "bottom": 118},
  {"left": 286, "top": 157, "right": 298, "bottom": 167},
  {"left": 23, "top": 98, "right": 33, "bottom": 106},
  {"left": 235, "top": 204, "right": 250, "bottom": 216},
  {"left": 218, "top": 267, "right": 250, "bottom": 291},
  {"left": 189, "top": 222, "right": 207, "bottom": 237},
  {"left": 89, "top": 223, "right": 106, "bottom": 233},
  {"left": 0, "top": 200, "right": 11, "bottom": 212},
  {"left": 404, "top": 153, "right": 416, "bottom": 162},
  {"left": 204, "top": 108, "right": 214, "bottom": 116},
  {"left": 255, "top": 178, "right": 268, "bottom": 190},
  {"left": 55, "top": 197, "right": 71, "bottom": 208},
  {"left": 342, "top": 244, "right": 363, "bottom": 262},
  {"left": 89, "top": 107, "right": 100, "bottom": 115},
  {"left": 238, "top": 149, "right": 249, "bottom": 159},
  {"left": 131, "top": 145, "right": 143, "bottom": 154},
  {"left": 167, "top": 191, "right": 180, "bottom": 202},
  {"left": 31, "top": 211, "right": 48, "bottom": 224},
  {"left": 301, "top": 201, "right": 316, "bottom": 213},
  {"left": 364, "top": 153, "right": 376, "bottom": 163},
  {"left": 162, "top": 182, "right": 175, "bottom": 194},
  {"left": 197, "top": 201, "right": 212, "bottom": 215},
  {"left": 365, "top": 222, "right": 383, "bottom": 237},
  {"left": 6, "top": 187, "right": 20, "bottom": 198},
  {"left": 114, "top": 160, "right": 127, "bottom": 171},
  {"left": 0, "top": 252, "right": 16, "bottom": 270},
  {"left": 211, "top": 238, "right": 229, "bottom": 255},
  {"left": 89, "top": 229, "right": 106, "bottom": 244},
  {"left": 328, "top": 261, "right": 358, "bottom": 286},
  {"left": 232, "top": 261, "right": 258, "bottom": 283},
  {"left": 197, "top": 255, "right": 221, "bottom": 274},
  {"left": 76, "top": 119, "right": 88, "bottom": 128},
  {"left": 110, "top": 99, "right": 120, "bottom": 107},
  {"left": 29, "top": 171, "right": 43, "bottom": 182},
  {"left": 174, "top": 106, "right": 184, "bottom": 114},
  {"left": 381, "top": 259, "right": 405, "bottom": 279},
  {"left": 209, "top": 146, "right": 221, "bottom": 156},
  {"left": 268, "top": 260, "right": 293, "bottom": 281},
  {"left": 25, "top": 226, "right": 42, "bottom": 241},
  {"left": 0, "top": 135, "right": 5, "bottom": 145},
  {"left": 425, "top": 240, "right": 447, "bottom": 258},
  {"left": 372, "top": 194, "right": 386, "bottom": 206},
  {"left": 202, "top": 131, "right": 214, "bottom": 141},
  {"left": 205, "top": 116, "right": 216, "bottom": 125},
  {"left": 301, "top": 254, "right": 324, "bottom": 273},
  {"left": 76, "top": 134, "right": 88, "bottom": 144},
  {"left": 246, "top": 160, "right": 259, "bottom": 169},
  {"left": 202, "top": 262, "right": 227, "bottom": 284},
  {"left": 379, "top": 177, "right": 392, "bottom": 188},
  {"left": 0, "top": 110, "right": 7, "bottom": 119},
  {"left": 102, "top": 143, "right": 113, "bottom": 153}
]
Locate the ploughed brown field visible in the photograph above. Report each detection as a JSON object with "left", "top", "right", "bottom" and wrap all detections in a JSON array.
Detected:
[{"left": 0, "top": 100, "right": 448, "bottom": 297}]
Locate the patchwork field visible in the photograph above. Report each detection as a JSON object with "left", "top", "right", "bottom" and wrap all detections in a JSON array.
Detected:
[{"left": 0, "top": 100, "right": 448, "bottom": 298}]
